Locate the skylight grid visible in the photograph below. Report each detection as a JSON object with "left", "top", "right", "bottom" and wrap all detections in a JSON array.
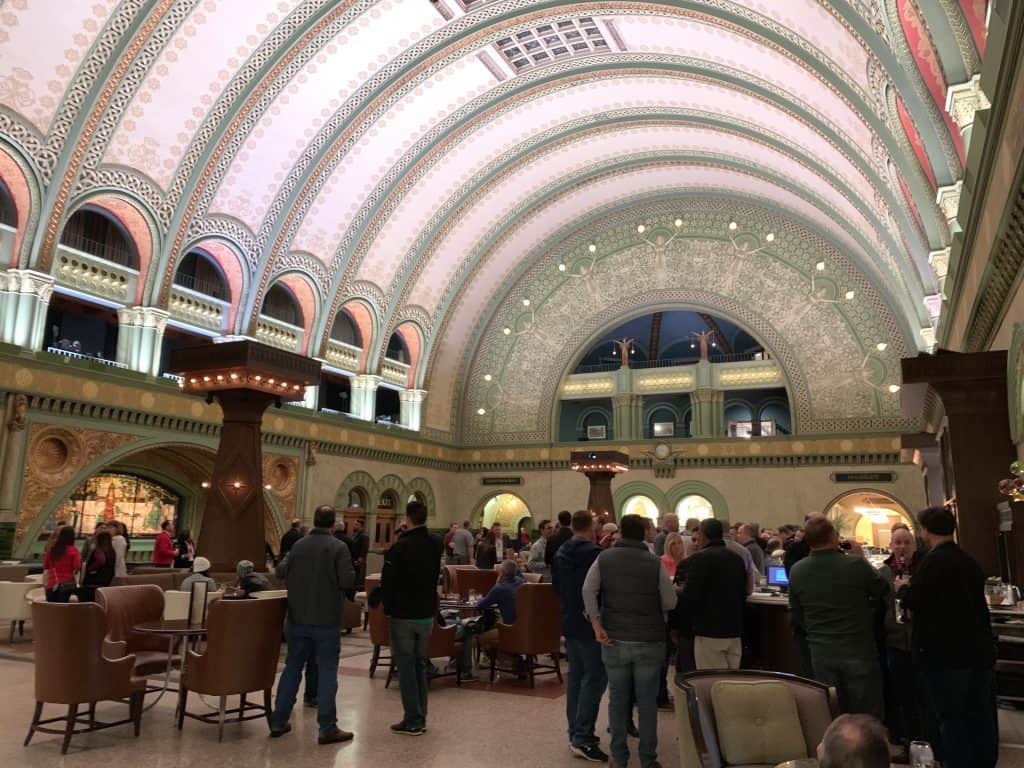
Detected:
[{"left": 495, "top": 17, "right": 611, "bottom": 72}]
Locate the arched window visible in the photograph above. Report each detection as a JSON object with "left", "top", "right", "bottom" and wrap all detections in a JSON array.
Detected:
[
  {"left": 675, "top": 494, "right": 714, "bottom": 522},
  {"left": 347, "top": 487, "right": 367, "bottom": 509},
  {"left": 0, "top": 179, "right": 16, "bottom": 228},
  {"left": 621, "top": 495, "right": 659, "bottom": 521},
  {"left": 647, "top": 406, "right": 677, "bottom": 438},
  {"left": 262, "top": 283, "right": 301, "bottom": 326},
  {"left": 60, "top": 207, "right": 138, "bottom": 269},
  {"left": 385, "top": 331, "right": 408, "bottom": 363},
  {"left": 330, "top": 310, "right": 361, "bottom": 346},
  {"left": 174, "top": 249, "right": 228, "bottom": 300},
  {"left": 379, "top": 490, "right": 398, "bottom": 510}
]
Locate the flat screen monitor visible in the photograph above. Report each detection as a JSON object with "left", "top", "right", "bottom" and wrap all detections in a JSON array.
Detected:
[{"left": 767, "top": 565, "right": 789, "bottom": 587}]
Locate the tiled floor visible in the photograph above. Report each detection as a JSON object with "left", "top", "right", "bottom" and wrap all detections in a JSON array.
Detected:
[{"left": 3, "top": 627, "right": 1024, "bottom": 767}]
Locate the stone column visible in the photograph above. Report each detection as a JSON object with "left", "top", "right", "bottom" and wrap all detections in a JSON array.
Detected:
[
  {"left": 349, "top": 374, "right": 381, "bottom": 421},
  {"left": 399, "top": 388, "right": 427, "bottom": 431},
  {"left": 690, "top": 388, "right": 725, "bottom": 438},
  {"left": 116, "top": 306, "right": 169, "bottom": 376},
  {"left": 612, "top": 394, "right": 642, "bottom": 441},
  {"left": 300, "top": 385, "right": 319, "bottom": 409},
  {"left": 946, "top": 74, "right": 991, "bottom": 154},
  {"left": 0, "top": 269, "right": 54, "bottom": 350}
]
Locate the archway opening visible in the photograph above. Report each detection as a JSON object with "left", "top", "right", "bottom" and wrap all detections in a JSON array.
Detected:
[
  {"left": 330, "top": 309, "right": 362, "bottom": 347},
  {"left": 675, "top": 494, "right": 715, "bottom": 522},
  {"left": 0, "top": 178, "right": 16, "bottom": 228},
  {"left": 386, "top": 331, "right": 409, "bottom": 364},
  {"left": 825, "top": 490, "right": 914, "bottom": 548},
  {"left": 50, "top": 472, "right": 181, "bottom": 540},
  {"left": 261, "top": 283, "right": 302, "bottom": 326},
  {"left": 60, "top": 206, "right": 138, "bottom": 269},
  {"left": 479, "top": 493, "right": 531, "bottom": 532},
  {"left": 621, "top": 494, "right": 660, "bottom": 521},
  {"left": 174, "top": 249, "right": 229, "bottom": 300},
  {"left": 347, "top": 487, "right": 368, "bottom": 510}
]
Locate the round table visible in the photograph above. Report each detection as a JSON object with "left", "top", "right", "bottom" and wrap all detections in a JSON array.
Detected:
[
  {"left": 133, "top": 620, "right": 208, "bottom": 714},
  {"left": 775, "top": 760, "right": 819, "bottom": 768}
]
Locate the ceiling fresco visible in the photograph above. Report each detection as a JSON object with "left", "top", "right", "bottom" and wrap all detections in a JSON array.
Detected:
[{"left": 0, "top": 0, "right": 986, "bottom": 444}]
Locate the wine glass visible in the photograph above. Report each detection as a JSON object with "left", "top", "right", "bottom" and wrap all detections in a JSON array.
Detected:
[{"left": 909, "top": 740, "right": 934, "bottom": 768}]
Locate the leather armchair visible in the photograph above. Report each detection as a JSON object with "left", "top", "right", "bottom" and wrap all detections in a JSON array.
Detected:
[
  {"left": 0, "top": 581, "right": 35, "bottom": 643},
  {"left": 25, "top": 602, "right": 145, "bottom": 754},
  {"left": 113, "top": 572, "right": 181, "bottom": 591},
  {"left": 489, "top": 583, "right": 563, "bottom": 688},
  {"left": 454, "top": 568, "right": 498, "bottom": 599},
  {"left": 0, "top": 564, "right": 29, "bottom": 582},
  {"left": 384, "top": 621, "right": 465, "bottom": 689},
  {"left": 366, "top": 575, "right": 391, "bottom": 679},
  {"left": 178, "top": 596, "right": 287, "bottom": 740},
  {"left": 97, "top": 585, "right": 176, "bottom": 678},
  {"left": 672, "top": 670, "right": 839, "bottom": 768}
]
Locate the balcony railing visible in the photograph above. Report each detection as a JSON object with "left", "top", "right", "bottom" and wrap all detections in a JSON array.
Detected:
[
  {"left": 56, "top": 244, "right": 138, "bottom": 303},
  {"left": 325, "top": 339, "right": 361, "bottom": 371},
  {"left": 172, "top": 272, "right": 227, "bottom": 300},
  {"left": 381, "top": 357, "right": 410, "bottom": 387},
  {"left": 169, "top": 284, "right": 228, "bottom": 333},
  {"left": 45, "top": 347, "right": 127, "bottom": 369},
  {"left": 255, "top": 315, "right": 302, "bottom": 352},
  {"left": 0, "top": 223, "right": 15, "bottom": 265},
  {"left": 575, "top": 350, "right": 766, "bottom": 373}
]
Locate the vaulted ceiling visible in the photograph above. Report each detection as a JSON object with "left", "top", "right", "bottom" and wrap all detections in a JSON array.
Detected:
[{"left": 0, "top": 0, "right": 986, "bottom": 443}]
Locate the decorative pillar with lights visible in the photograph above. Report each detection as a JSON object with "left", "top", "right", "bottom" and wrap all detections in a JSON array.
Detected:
[
  {"left": 570, "top": 450, "right": 629, "bottom": 519},
  {"left": 170, "top": 340, "right": 321, "bottom": 570}
]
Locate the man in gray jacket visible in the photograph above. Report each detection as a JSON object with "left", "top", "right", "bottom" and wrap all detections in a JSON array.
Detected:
[
  {"left": 583, "top": 514, "right": 677, "bottom": 768},
  {"left": 270, "top": 505, "right": 355, "bottom": 745}
]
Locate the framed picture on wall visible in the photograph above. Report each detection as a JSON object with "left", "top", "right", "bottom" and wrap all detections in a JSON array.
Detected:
[{"left": 587, "top": 425, "right": 607, "bottom": 440}]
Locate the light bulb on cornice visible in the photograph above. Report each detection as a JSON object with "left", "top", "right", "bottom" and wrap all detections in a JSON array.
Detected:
[
  {"left": 502, "top": 327, "right": 511, "bottom": 336},
  {"left": 888, "top": 384, "right": 901, "bottom": 394},
  {"left": 728, "top": 221, "right": 738, "bottom": 231},
  {"left": 637, "top": 224, "right": 646, "bottom": 234},
  {"left": 484, "top": 374, "right": 492, "bottom": 382},
  {"left": 588, "top": 243, "right": 597, "bottom": 253},
  {"left": 522, "top": 298, "right": 530, "bottom": 307},
  {"left": 876, "top": 343, "right": 888, "bottom": 352},
  {"left": 558, "top": 263, "right": 566, "bottom": 272},
  {"left": 844, "top": 290, "right": 856, "bottom": 300},
  {"left": 815, "top": 261, "right": 826, "bottom": 271},
  {"left": 674, "top": 218, "right": 683, "bottom": 228},
  {"left": 765, "top": 232, "right": 775, "bottom": 242},
  {"left": 477, "top": 408, "right": 487, "bottom": 415}
]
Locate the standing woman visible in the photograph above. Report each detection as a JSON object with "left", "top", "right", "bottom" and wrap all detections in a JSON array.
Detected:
[
  {"left": 475, "top": 528, "right": 497, "bottom": 570},
  {"left": 174, "top": 528, "right": 195, "bottom": 569},
  {"left": 660, "top": 532, "right": 686, "bottom": 580},
  {"left": 43, "top": 526, "right": 81, "bottom": 603},
  {"left": 110, "top": 521, "right": 129, "bottom": 577},
  {"left": 78, "top": 529, "right": 115, "bottom": 602}
]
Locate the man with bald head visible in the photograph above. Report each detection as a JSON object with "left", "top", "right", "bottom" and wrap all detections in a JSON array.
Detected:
[{"left": 817, "top": 714, "right": 891, "bottom": 768}]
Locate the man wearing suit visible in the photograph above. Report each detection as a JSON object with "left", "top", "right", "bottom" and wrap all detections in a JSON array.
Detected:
[{"left": 350, "top": 517, "right": 371, "bottom": 589}]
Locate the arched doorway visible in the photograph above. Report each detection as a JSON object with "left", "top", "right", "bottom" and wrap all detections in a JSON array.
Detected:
[
  {"left": 621, "top": 495, "right": 660, "bottom": 521},
  {"left": 478, "top": 492, "right": 531, "bottom": 533},
  {"left": 824, "top": 490, "right": 914, "bottom": 548},
  {"left": 675, "top": 494, "right": 715, "bottom": 522}
]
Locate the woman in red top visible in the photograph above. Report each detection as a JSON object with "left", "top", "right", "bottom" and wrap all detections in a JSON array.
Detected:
[
  {"left": 659, "top": 532, "right": 686, "bottom": 580},
  {"left": 153, "top": 519, "right": 176, "bottom": 566},
  {"left": 44, "top": 525, "right": 81, "bottom": 603}
]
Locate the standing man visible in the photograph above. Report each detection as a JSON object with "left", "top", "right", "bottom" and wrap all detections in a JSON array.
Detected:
[
  {"left": 545, "top": 510, "right": 574, "bottom": 566},
  {"left": 450, "top": 520, "right": 474, "bottom": 565},
  {"left": 552, "top": 511, "right": 608, "bottom": 763},
  {"left": 443, "top": 523, "right": 458, "bottom": 562},
  {"left": 784, "top": 511, "right": 823, "bottom": 574},
  {"left": 736, "top": 523, "right": 766, "bottom": 577},
  {"left": 788, "top": 517, "right": 888, "bottom": 719},
  {"left": 270, "top": 505, "right": 355, "bottom": 744},
  {"left": 280, "top": 518, "right": 303, "bottom": 559},
  {"left": 350, "top": 517, "right": 370, "bottom": 589},
  {"left": 153, "top": 520, "right": 175, "bottom": 566},
  {"left": 678, "top": 519, "right": 748, "bottom": 669},
  {"left": 653, "top": 513, "right": 679, "bottom": 557},
  {"left": 583, "top": 514, "right": 677, "bottom": 768},
  {"left": 902, "top": 506, "right": 997, "bottom": 768},
  {"left": 527, "top": 519, "right": 553, "bottom": 581},
  {"left": 380, "top": 500, "right": 444, "bottom": 736},
  {"left": 491, "top": 522, "right": 512, "bottom": 563}
]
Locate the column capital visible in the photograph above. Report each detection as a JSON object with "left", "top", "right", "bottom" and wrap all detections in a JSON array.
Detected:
[
  {"left": 928, "top": 247, "right": 950, "bottom": 280},
  {"left": 8, "top": 268, "right": 55, "bottom": 300},
  {"left": 935, "top": 181, "right": 962, "bottom": 222},
  {"left": 351, "top": 374, "right": 382, "bottom": 390},
  {"left": 946, "top": 74, "right": 990, "bottom": 133},
  {"left": 399, "top": 388, "right": 427, "bottom": 403},
  {"left": 118, "top": 306, "right": 171, "bottom": 331}
]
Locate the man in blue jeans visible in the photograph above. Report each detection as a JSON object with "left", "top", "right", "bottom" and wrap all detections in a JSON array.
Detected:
[
  {"left": 583, "top": 514, "right": 677, "bottom": 768},
  {"left": 552, "top": 509, "right": 608, "bottom": 763},
  {"left": 270, "top": 505, "right": 355, "bottom": 744},
  {"left": 380, "top": 499, "right": 444, "bottom": 735}
]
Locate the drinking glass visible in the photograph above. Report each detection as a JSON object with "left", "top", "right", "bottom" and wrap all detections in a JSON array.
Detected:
[{"left": 909, "top": 740, "right": 934, "bottom": 768}]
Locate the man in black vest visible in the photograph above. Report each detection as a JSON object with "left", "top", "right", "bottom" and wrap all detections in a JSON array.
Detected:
[{"left": 583, "top": 514, "right": 677, "bottom": 768}]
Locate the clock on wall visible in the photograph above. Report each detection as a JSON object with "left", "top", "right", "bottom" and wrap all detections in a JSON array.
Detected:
[{"left": 654, "top": 442, "right": 672, "bottom": 460}]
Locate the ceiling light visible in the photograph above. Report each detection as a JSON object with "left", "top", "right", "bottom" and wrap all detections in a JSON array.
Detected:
[
  {"left": 503, "top": 327, "right": 511, "bottom": 336},
  {"left": 637, "top": 224, "right": 646, "bottom": 234},
  {"left": 765, "top": 232, "right": 775, "bottom": 242},
  {"left": 845, "top": 290, "right": 856, "bottom": 300},
  {"left": 815, "top": 261, "right": 825, "bottom": 271},
  {"left": 264, "top": 484, "right": 272, "bottom": 490},
  {"left": 888, "top": 384, "right": 901, "bottom": 394},
  {"left": 201, "top": 481, "right": 211, "bottom": 489},
  {"left": 484, "top": 374, "right": 492, "bottom": 382},
  {"left": 728, "top": 221, "right": 737, "bottom": 231},
  {"left": 522, "top": 298, "right": 530, "bottom": 307},
  {"left": 674, "top": 218, "right": 683, "bottom": 228},
  {"left": 588, "top": 243, "right": 597, "bottom": 253},
  {"left": 876, "top": 343, "right": 888, "bottom": 352},
  {"left": 477, "top": 408, "right": 486, "bottom": 415},
  {"left": 558, "top": 263, "right": 566, "bottom": 271}
]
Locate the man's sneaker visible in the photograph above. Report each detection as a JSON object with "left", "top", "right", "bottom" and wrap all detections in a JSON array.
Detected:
[
  {"left": 269, "top": 722, "right": 292, "bottom": 738},
  {"left": 390, "top": 721, "right": 426, "bottom": 736},
  {"left": 569, "top": 743, "right": 609, "bottom": 762},
  {"left": 317, "top": 727, "right": 354, "bottom": 745}
]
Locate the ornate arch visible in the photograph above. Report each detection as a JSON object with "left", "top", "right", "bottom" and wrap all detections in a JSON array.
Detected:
[
  {"left": 334, "top": 470, "right": 380, "bottom": 513},
  {"left": 575, "top": 405, "right": 613, "bottom": 432},
  {"left": 666, "top": 480, "right": 730, "bottom": 521},
  {"left": 0, "top": 139, "right": 42, "bottom": 267},
  {"left": 406, "top": 477, "right": 437, "bottom": 522},
  {"left": 612, "top": 481, "right": 670, "bottom": 520},
  {"left": 376, "top": 474, "right": 409, "bottom": 515}
]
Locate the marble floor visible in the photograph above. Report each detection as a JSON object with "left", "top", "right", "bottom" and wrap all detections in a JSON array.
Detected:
[{"left": 3, "top": 628, "right": 1024, "bottom": 767}]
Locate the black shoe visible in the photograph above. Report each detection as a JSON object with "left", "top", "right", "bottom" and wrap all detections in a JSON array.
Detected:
[
  {"left": 390, "top": 721, "right": 426, "bottom": 736},
  {"left": 627, "top": 723, "right": 639, "bottom": 738},
  {"left": 269, "top": 723, "right": 292, "bottom": 738},
  {"left": 569, "top": 743, "right": 609, "bottom": 762},
  {"left": 303, "top": 699, "right": 317, "bottom": 709},
  {"left": 318, "top": 727, "right": 354, "bottom": 745}
]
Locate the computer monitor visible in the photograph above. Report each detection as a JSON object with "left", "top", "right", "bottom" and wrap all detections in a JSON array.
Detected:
[{"left": 767, "top": 565, "right": 789, "bottom": 588}]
